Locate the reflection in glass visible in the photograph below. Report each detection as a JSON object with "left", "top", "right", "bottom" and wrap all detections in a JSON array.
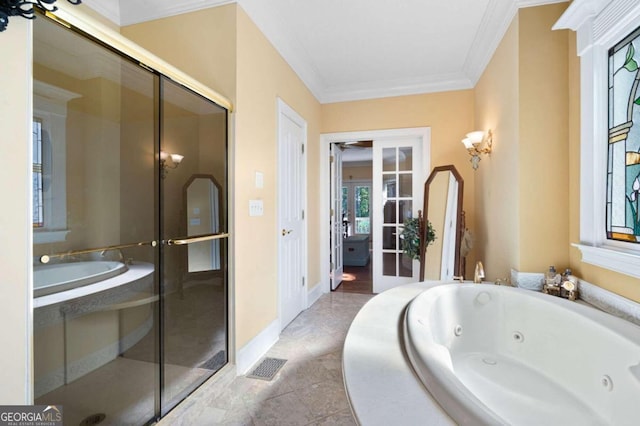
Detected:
[
  {"left": 383, "top": 226, "right": 397, "bottom": 250},
  {"left": 33, "top": 16, "right": 158, "bottom": 425},
  {"left": 398, "top": 146, "right": 413, "bottom": 171},
  {"left": 383, "top": 200, "right": 396, "bottom": 224},
  {"left": 399, "top": 174, "right": 413, "bottom": 198},
  {"left": 383, "top": 252, "right": 396, "bottom": 276},
  {"left": 161, "top": 77, "right": 228, "bottom": 414},
  {"left": 399, "top": 253, "right": 413, "bottom": 277},
  {"left": 383, "top": 148, "right": 395, "bottom": 171}
]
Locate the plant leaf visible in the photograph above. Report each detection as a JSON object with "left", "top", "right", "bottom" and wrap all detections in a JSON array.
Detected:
[
  {"left": 626, "top": 44, "right": 635, "bottom": 63},
  {"left": 635, "top": 97, "right": 640, "bottom": 105},
  {"left": 624, "top": 44, "right": 638, "bottom": 71},
  {"left": 624, "top": 59, "right": 638, "bottom": 72}
]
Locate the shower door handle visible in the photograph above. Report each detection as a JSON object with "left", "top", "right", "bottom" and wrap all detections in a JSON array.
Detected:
[{"left": 164, "top": 232, "right": 229, "bottom": 246}]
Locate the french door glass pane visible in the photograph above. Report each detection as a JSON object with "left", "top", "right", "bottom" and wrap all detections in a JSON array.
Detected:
[{"left": 380, "top": 146, "right": 415, "bottom": 278}]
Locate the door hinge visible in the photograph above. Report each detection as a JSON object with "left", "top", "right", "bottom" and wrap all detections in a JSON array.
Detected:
[
  {"left": 330, "top": 209, "right": 334, "bottom": 217},
  {"left": 330, "top": 262, "right": 334, "bottom": 270},
  {"left": 302, "top": 210, "right": 305, "bottom": 219},
  {"left": 302, "top": 277, "right": 305, "bottom": 287},
  {"left": 330, "top": 155, "right": 334, "bottom": 163},
  {"left": 301, "top": 144, "right": 305, "bottom": 154}
]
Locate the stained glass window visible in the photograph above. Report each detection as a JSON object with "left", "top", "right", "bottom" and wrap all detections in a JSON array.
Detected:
[
  {"left": 33, "top": 119, "right": 44, "bottom": 228},
  {"left": 607, "top": 25, "right": 640, "bottom": 244}
]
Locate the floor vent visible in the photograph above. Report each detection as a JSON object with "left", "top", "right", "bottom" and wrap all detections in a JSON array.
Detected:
[
  {"left": 79, "top": 413, "right": 106, "bottom": 426},
  {"left": 199, "top": 350, "right": 227, "bottom": 371},
  {"left": 246, "top": 357, "right": 287, "bottom": 381}
]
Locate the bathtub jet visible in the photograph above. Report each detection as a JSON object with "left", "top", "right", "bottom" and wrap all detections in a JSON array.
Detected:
[{"left": 404, "top": 284, "right": 640, "bottom": 426}]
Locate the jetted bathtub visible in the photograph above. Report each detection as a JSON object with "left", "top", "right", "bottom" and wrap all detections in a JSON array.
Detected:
[
  {"left": 403, "top": 284, "right": 640, "bottom": 425},
  {"left": 34, "top": 261, "right": 128, "bottom": 297}
]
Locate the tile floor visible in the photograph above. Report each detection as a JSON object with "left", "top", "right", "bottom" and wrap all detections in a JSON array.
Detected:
[{"left": 158, "top": 291, "right": 375, "bottom": 425}]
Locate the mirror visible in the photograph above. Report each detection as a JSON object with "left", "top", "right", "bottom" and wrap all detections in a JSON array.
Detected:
[
  {"left": 419, "top": 165, "right": 464, "bottom": 281},
  {"left": 184, "top": 174, "right": 222, "bottom": 273}
]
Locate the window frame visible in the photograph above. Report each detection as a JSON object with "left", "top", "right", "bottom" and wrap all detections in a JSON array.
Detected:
[
  {"left": 556, "top": 0, "right": 640, "bottom": 278},
  {"left": 32, "top": 81, "right": 79, "bottom": 244}
]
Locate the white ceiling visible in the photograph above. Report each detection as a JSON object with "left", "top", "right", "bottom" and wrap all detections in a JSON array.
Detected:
[{"left": 82, "top": 0, "right": 567, "bottom": 103}]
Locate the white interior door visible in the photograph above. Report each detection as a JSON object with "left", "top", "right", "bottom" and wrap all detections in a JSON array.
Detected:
[
  {"left": 278, "top": 99, "right": 306, "bottom": 329},
  {"left": 329, "top": 143, "right": 343, "bottom": 290},
  {"left": 372, "top": 138, "right": 422, "bottom": 293}
]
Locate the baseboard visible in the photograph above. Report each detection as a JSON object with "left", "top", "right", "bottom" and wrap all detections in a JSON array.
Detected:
[
  {"left": 307, "top": 281, "right": 325, "bottom": 308},
  {"left": 235, "top": 318, "right": 280, "bottom": 375}
]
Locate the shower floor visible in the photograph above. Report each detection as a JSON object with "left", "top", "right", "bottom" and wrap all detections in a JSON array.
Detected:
[
  {"left": 36, "top": 357, "right": 209, "bottom": 426},
  {"left": 35, "top": 280, "right": 226, "bottom": 425}
]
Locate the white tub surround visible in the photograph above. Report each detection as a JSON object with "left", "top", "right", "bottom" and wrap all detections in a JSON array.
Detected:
[
  {"left": 343, "top": 281, "right": 455, "bottom": 426},
  {"left": 34, "top": 262, "right": 154, "bottom": 308},
  {"left": 344, "top": 281, "right": 640, "bottom": 425},
  {"left": 34, "top": 260, "right": 128, "bottom": 297},
  {"left": 512, "top": 269, "right": 640, "bottom": 327}
]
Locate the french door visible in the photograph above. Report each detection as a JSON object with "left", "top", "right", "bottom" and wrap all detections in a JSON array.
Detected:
[
  {"left": 372, "top": 138, "right": 422, "bottom": 293},
  {"left": 330, "top": 143, "right": 344, "bottom": 290}
]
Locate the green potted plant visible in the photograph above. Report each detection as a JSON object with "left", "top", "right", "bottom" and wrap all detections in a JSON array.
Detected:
[{"left": 400, "top": 218, "right": 436, "bottom": 261}]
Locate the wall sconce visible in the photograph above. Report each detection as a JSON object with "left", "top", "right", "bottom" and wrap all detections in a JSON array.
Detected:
[
  {"left": 462, "top": 129, "right": 493, "bottom": 170},
  {"left": 160, "top": 151, "right": 184, "bottom": 178},
  {"left": 0, "top": 0, "right": 81, "bottom": 32}
]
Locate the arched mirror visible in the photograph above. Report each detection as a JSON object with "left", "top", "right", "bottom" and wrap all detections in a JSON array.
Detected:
[
  {"left": 419, "top": 165, "right": 464, "bottom": 281},
  {"left": 184, "top": 174, "right": 222, "bottom": 274}
]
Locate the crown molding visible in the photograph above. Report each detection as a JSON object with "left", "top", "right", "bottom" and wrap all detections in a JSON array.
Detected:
[
  {"left": 81, "top": 0, "right": 121, "bottom": 25},
  {"left": 553, "top": 0, "right": 611, "bottom": 31},
  {"left": 319, "top": 73, "right": 474, "bottom": 104},
  {"left": 236, "top": 0, "right": 325, "bottom": 101},
  {"left": 120, "top": 0, "right": 236, "bottom": 26},
  {"left": 465, "top": 0, "right": 569, "bottom": 86}
]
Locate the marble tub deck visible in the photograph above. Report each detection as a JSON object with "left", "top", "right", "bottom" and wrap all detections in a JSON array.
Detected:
[{"left": 158, "top": 291, "right": 374, "bottom": 425}]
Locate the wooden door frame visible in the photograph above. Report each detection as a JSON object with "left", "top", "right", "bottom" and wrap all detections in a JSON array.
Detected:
[{"left": 320, "top": 128, "right": 431, "bottom": 293}]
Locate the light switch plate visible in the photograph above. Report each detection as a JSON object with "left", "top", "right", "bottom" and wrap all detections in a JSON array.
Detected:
[
  {"left": 249, "top": 199, "right": 264, "bottom": 216},
  {"left": 255, "top": 171, "right": 264, "bottom": 189}
]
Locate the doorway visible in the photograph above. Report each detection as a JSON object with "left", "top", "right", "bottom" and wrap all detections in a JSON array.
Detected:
[
  {"left": 336, "top": 147, "right": 374, "bottom": 294},
  {"left": 321, "top": 128, "right": 430, "bottom": 295}
]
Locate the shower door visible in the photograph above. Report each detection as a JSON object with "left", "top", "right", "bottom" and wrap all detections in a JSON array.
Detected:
[
  {"left": 32, "top": 13, "right": 229, "bottom": 425},
  {"left": 159, "top": 77, "right": 228, "bottom": 415}
]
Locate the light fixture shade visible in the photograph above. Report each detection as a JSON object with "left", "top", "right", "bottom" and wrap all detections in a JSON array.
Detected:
[
  {"left": 461, "top": 138, "right": 474, "bottom": 149},
  {"left": 160, "top": 151, "right": 169, "bottom": 161},
  {"left": 170, "top": 154, "right": 184, "bottom": 164},
  {"left": 466, "top": 131, "right": 485, "bottom": 144}
]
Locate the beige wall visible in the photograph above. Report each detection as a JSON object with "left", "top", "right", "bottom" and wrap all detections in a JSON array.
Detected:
[
  {"left": 474, "top": 4, "right": 571, "bottom": 281},
  {"left": 235, "top": 7, "right": 322, "bottom": 347},
  {"left": 0, "top": 18, "right": 32, "bottom": 403},
  {"left": 322, "top": 91, "right": 477, "bottom": 277},
  {"left": 474, "top": 17, "right": 520, "bottom": 281},
  {"left": 518, "top": 5, "right": 570, "bottom": 273},
  {"left": 122, "top": 4, "right": 237, "bottom": 104}
]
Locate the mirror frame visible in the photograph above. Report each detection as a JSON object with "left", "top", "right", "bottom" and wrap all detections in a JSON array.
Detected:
[
  {"left": 419, "top": 165, "right": 464, "bottom": 281},
  {"left": 182, "top": 173, "right": 224, "bottom": 278}
]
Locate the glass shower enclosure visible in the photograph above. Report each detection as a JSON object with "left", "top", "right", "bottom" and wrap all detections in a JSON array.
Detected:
[{"left": 32, "top": 14, "right": 228, "bottom": 425}]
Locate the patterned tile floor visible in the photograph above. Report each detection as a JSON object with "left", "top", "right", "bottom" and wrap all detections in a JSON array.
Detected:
[{"left": 158, "top": 291, "right": 374, "bottom": 425}]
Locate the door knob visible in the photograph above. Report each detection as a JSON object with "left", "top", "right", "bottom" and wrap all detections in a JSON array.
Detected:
[{"left": 282, "top": 229, "right": 293, "bottom": 236}]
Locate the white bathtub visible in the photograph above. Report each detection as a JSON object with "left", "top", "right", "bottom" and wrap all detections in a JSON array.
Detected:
[
  {"left": 34, "top": 261, "right": 128, "bottom": 297},
  {"left": 404, "top": 284, "right": 640, "bottom": 425}
]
